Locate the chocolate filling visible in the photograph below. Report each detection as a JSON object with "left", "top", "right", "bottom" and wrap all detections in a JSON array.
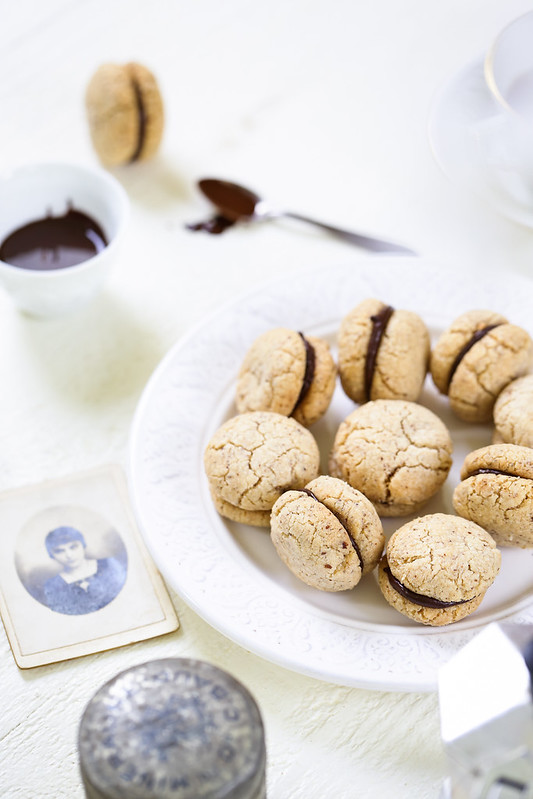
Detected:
[
  {"left": 384, "top": 566, "right": 473, "bottom": 609},
  {"left": 129, "top": 77, "right": 147, "bottom": 163},
  {"left": 364, "top": 305, "right": 394, "bottom": 401},
  {"left": 300, "top": 488, "right": 364, "bottom": 571},
  {"left": 447, "top": 324, "right": 501, "bottom": 390},
  {"left": 290, "top": 333, "right": 316, "bottom": 416},
  {"left": 467, "top": 467, "right": 521, "bottom": 479}
]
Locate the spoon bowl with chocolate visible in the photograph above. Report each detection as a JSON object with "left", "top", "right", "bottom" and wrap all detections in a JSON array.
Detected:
[
  {"left": 190, "top": 177, "right": 416, "bottom": 254},
  {"left": 0, "top": 161, "right": 129, "bottom": 317}
]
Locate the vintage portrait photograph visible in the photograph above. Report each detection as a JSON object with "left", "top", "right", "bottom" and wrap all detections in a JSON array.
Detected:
[
  {"left": 17, "top": 508, "right": 129, "bottom": 616},
  {"left": 0, "top": 465, "right": 178, "bottom": 667}
]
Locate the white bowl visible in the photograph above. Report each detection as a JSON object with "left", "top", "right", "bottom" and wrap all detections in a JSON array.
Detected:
[{"left": 0, "top": 161, "right": 129, "bottom": 317}]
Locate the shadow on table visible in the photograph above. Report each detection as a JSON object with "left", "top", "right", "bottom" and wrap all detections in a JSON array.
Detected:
[
  {"left": 107, "top": 154, "right": 193, "bottom": 212},
  {"left": 17, "top": 291, "right": 168, "bottom": 408}
]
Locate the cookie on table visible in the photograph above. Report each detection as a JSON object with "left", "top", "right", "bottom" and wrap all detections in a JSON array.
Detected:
[
  {"left": 430, "top": 309, "right": 533, "bottom": 423},
  {"left": 493, "top": 375, "right": 533, "bottom": 448},
  {"left": 337, "top": 298, "right": 430, "bottom": 404},
  {"left": 86, "top": 62, "right": 164, "bottom": 165},
  {"left": 204, "top": 411, "right": 320, "bottom": 527},
  {"left": 377, "top": 513, "right": 501, "bottom": 626},
  {"left": 235, "top": 328, "right": 336, "bottom": 427},
  {"left": 270, "top": 475, "right": 385, "bottom": 591},
  {"left": 329, "top": 399, "right": 453, "bottom": 516},
  {"left": 453, "top": 443, "right": 533, "bottom": 547}
]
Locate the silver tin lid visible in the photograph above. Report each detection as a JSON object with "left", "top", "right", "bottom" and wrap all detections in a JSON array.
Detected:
[{"left": 79, "top": 658, "right": 266, "bottom": 799}]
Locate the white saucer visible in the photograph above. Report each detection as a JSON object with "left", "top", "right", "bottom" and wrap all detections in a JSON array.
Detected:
[{"left": 428, "top": 56, "right": 533, "bottom": 229}]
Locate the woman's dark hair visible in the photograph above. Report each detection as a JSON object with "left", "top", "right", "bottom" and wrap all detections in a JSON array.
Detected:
[{"left": 45, "top": 526, "right": 86, "bottom": 557}]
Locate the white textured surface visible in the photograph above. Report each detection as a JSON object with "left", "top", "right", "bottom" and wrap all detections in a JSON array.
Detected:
[{"left": 1, "top": 1, "right": 533, "bottom": 797}]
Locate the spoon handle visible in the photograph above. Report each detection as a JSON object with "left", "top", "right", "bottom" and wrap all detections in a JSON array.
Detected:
[{"left": 281, "top": 210, "right": 416, "bottom": 255}]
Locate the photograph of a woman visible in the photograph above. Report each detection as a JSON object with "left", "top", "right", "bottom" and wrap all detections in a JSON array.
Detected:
[
  {"left": 42, "top": 526, "right": 127, "bottom": 615},
  {"left": 14, "top": 503, "right": 130, "bottom": 617},
  {"left": 0, "top": 468, "right": 177, "bottom": 670}
]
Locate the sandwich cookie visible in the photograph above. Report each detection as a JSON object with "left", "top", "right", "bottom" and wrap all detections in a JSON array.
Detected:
[
  {"left": 430, "top": 309, "right": 533, "bottom": 423},
  {"left": 329, "top": 399, "right": 453, "bottom": 516},
  {"left": 377, "top": 513, "right": 501, "bottom": 626},
  {"left": 270, "top": 475, "right": 385, "bottom": 591},
  {"left": 337, "top": 298, "right": 430, "bottom": 404},
  {"left": 86, "top": 62, "right": 164, "bottom": 166},
  {"left": 204, "top": 411, "right": 320, "bottom": 527},
  {"left": 493, "top": 375, "right": 533, "bottom": 448},
  {"left": 453, "top": 443, "right": 533, "bottom": 547},
  {"left": 235, "top": 327, "right": 337, "bottom": 427}
]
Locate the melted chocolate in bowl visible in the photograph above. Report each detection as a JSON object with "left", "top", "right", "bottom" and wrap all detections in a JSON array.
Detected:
[{"left": 0, "top": 206, "right": 108, "bottom": 271}]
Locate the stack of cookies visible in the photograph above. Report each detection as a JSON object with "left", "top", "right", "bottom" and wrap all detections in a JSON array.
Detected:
[{"left": 203, "top": 300, "right": 533, "bottom": 626}]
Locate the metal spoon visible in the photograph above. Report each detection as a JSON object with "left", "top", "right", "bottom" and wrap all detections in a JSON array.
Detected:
[{"left": 197, "top": 177, "right": 416, "bottom": 255}]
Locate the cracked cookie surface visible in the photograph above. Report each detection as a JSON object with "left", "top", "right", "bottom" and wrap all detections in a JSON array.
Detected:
[
  {"left": 377, "top": 513, "right": 500, "bottom": 625},
  {"left": 235, "top": 327, "right": 336, "bottom": 427},
  {"left": 328, "top": 400, "right": 453, "bottom": 516},
  {"left": 337, "top": 298, "right": 430, "bottom": 404},
  {"left": 453, "top": 443, "right": 533, "bottom": 547},
  {"left": 430, "top": 309, "right": 533, "bottom": 423},
  {"left": 204, "top": 411, "right": 320, "bottom": 527},
  {"left": 493, "top": 375, "right": 533, "bottom": 448},
  {"left": 270, "top": 475, "right": 385, "bottom": 591}
]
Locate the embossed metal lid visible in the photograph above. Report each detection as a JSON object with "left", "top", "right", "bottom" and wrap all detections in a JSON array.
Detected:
[{"left": 78, "top": 658, "right": 266, "bottom": 799}]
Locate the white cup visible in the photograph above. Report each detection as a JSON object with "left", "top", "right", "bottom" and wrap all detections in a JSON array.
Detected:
[
  {"left": 475, "top": 12, "right": 533, "bottom": 208},
  {"left": 0, "top": 161, "right": 129, "bottom": 318}
]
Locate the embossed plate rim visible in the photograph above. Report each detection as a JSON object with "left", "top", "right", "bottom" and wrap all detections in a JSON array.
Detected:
[{"left": 129, "top": 258, "right": 533, "bottom": 692}]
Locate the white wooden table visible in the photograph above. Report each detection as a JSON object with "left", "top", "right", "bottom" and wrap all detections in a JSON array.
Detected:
[{"left": 1, "top": 2, "right": 533, "bottom": 796}]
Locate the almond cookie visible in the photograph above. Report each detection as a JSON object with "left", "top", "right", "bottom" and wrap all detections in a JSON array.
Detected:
[
  {"left": 377, "top": 513, "right": 501, "bottom": 626},
  {"left": 204, "top": 411, "right": 320, "bottom": 527},
  {"left": 453, "top": 443, "right": 533, "bottom": 547},
  {"left": 430, "top": 309, "right": 533, "bottom": 423},
  {"left": 85, "top": 62, "right": 164, "bottom": 166},
  {"left": 337, "top": 298, "right": 430, "bottom": 403},
  {"left": 270, "top": 475, "right": 385, "bottom": 591},
  {"left": 493, "top": 375, "right": 533, "bottom": 448},
  {"left": 235, "top": 328, "right": 336, "bottom": 427},
  {"left": 329, "top": 399, "right": 452, "bottom": 516}
]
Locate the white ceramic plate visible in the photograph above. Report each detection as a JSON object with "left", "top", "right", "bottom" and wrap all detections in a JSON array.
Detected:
[
  {"left": 129, "top": 259, "right": 533, "bottom": 692},
  {"left": 428, "top": 56, "right": 533, "bottom": 229}
]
